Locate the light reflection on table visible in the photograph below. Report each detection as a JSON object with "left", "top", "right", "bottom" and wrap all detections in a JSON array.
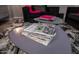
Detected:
[{"left": 14, "top": 27, "right": 24, "bottom": 34}]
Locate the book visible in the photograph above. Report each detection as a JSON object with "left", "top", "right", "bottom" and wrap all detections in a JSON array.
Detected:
[
  {"left": 39, "top": 15, "right": 56, "bottom": 21},
  {"left": 34, "top": 15, "right": 56, "bottom": 21}
]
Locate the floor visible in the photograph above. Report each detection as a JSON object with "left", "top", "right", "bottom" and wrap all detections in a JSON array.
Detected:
[{"left": 0, "top": 18, "right": 79, "bottom": 54}]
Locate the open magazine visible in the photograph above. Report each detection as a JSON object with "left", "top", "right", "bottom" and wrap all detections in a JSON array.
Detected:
[{"left": 22, "top": 23, "right": 56, "bottom": 46}]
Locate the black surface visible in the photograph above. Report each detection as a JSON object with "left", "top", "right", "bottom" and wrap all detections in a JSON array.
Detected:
[
  {"left": 0, "top": 15, "right": 9, "bottom": 25},
  {"left": 65, "top": 7, "right": 79, "bottom": 30}
]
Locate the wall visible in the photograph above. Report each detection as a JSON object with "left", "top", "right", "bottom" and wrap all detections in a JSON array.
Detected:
[
  {"left": 0, "top": 5, "right": 9, "bottom": 22},
  {"left": 8, "top": 5, "right": 24, "bottom": 19},
  {"left": 0, "top": 5, "right": 9, "bottom": 16}
]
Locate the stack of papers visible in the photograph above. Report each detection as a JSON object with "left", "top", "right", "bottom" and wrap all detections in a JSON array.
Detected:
[{"left": 22, "top": 23, "right": 56, "bottom": 46}]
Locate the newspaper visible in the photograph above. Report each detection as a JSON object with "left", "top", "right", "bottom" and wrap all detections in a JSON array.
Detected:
[{"left": 22, "top": 23, "right": 56, "bottom": 46}]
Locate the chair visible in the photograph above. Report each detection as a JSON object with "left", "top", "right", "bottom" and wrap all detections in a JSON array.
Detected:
[
  {"left": 65, "top": 7, "right": 79, "bottom": 29},
  {"left": 22, "top": 5, "right": 63, "bottom": 23},
  {"left": 22, "top": 5, "right": 46, "bottom": 23}
]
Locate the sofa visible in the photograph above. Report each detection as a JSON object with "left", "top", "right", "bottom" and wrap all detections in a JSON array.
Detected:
[
  {"left": 65, "top": 7, "right": 79, "bottom": 30},
  {"left": 22, "top": 5, "right": 64, "bottom": 23}
]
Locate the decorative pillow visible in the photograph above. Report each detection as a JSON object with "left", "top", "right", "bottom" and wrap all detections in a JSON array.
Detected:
[
  {"left": 39, "top": 15, "right": 56, "bottom": 21},
  {"left": 25, "top": 5, "right": 42, "bottom": 14}
]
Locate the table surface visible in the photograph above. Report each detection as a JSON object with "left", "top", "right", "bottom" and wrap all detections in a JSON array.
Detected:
[{"left": 9, "top": 26, "right": 72, "bottom": 54}]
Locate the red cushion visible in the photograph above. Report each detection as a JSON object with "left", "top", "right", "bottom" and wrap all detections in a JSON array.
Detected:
[
  {"left": 25, "top": 5, "right": 42, "bottom": 14},
  {"left": 39, "top": 15, "right": 56, "bottom": 21},
  {"left": 29, "top": 7, "right": 42, "bottom": 13}
]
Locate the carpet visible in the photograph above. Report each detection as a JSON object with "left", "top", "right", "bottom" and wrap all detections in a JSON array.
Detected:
[{"left": 0, "top": 20, "right": 79, "bottom": 54}]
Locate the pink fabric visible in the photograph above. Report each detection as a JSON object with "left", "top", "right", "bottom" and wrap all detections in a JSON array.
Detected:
[
  {"left": 74, "top": 13, "right": 79, "bottom": 16},
  {"left": 25, "top": 5, "right": 42, "bottom": 14},
  {"left": 29, "top": 7, "right": 41, "bottom": 13},
  {"left": 39, "top": 15, "right": 56, "bottom": 21}
]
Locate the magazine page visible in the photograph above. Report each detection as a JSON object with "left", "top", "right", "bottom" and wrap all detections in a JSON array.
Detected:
[
  {"left": 22, "top": 23, "right": 56, "bottom": 46},
  {"left": 23, "top": 23, "right": 56, "bottom": 36}
]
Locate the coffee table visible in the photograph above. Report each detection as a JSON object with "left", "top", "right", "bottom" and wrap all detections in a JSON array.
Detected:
[{"left": 9, "top": 25, "right": 72, "bottom": 54}]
